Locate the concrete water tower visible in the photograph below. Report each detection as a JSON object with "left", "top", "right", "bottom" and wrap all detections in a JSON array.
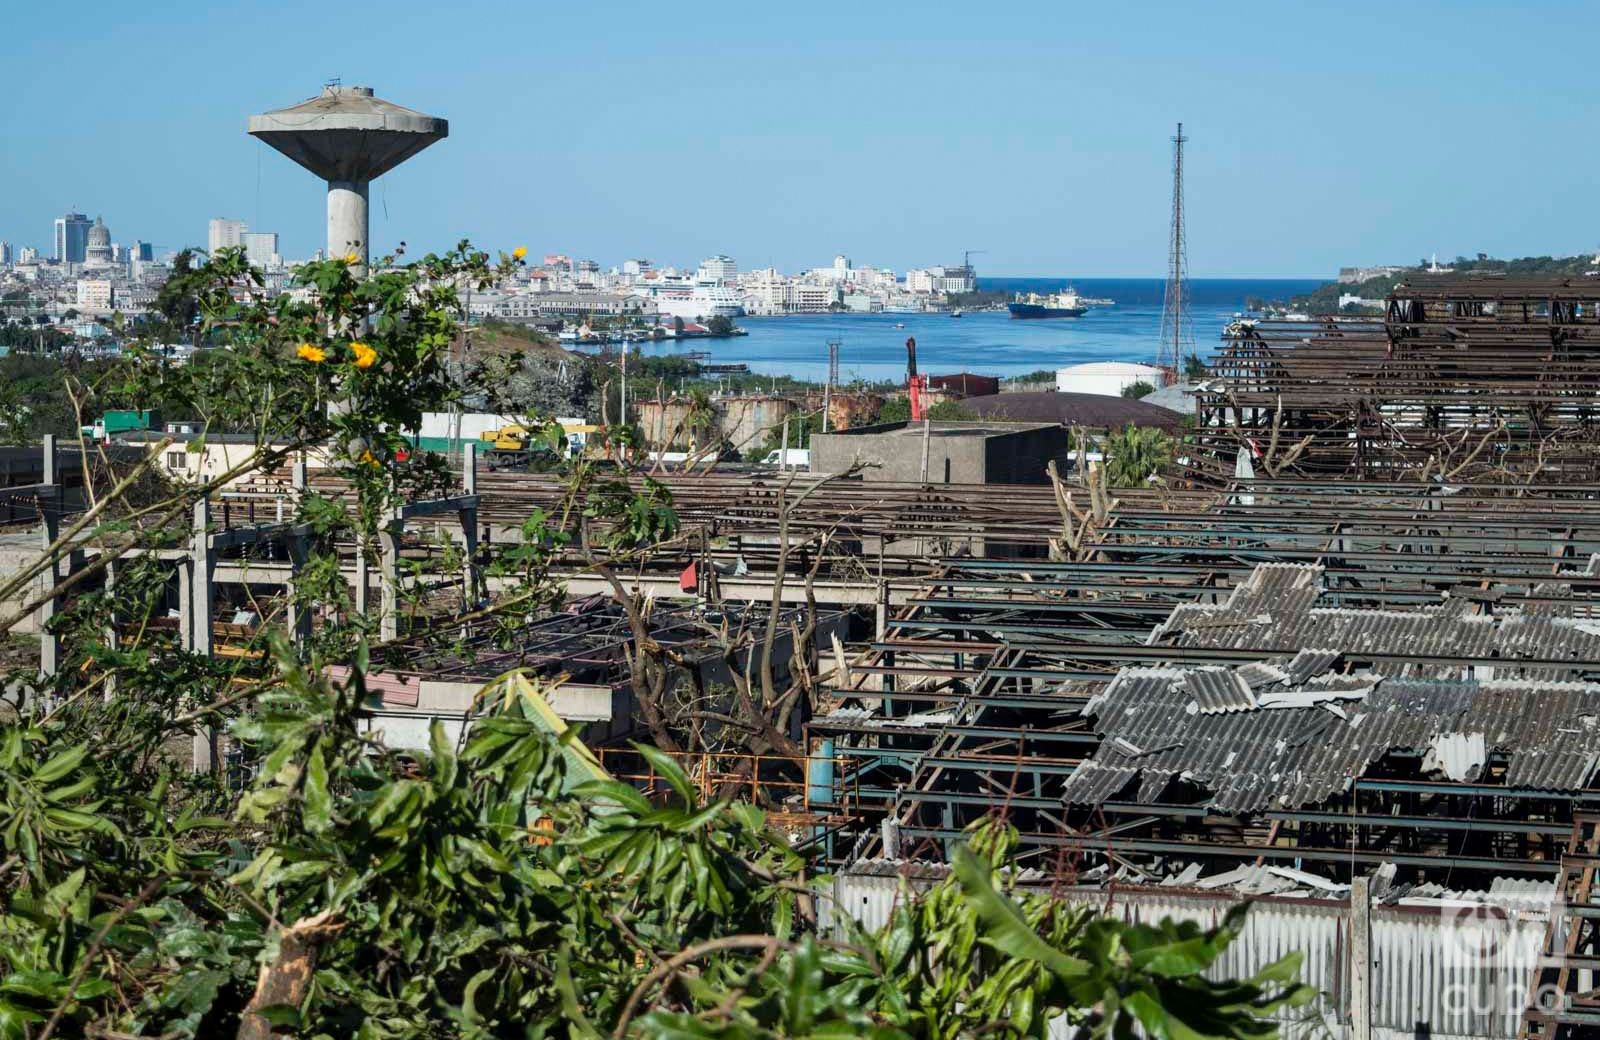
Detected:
[{"left": 247, "top": 84, "right": 447, "bottom": 271}]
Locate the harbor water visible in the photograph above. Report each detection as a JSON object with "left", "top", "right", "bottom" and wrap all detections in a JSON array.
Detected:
[{"left": 630, "top": 277, "right": 1321, "bottom": 383}]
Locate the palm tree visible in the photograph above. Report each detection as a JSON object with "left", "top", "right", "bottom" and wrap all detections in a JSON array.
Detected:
[{"left": 1102, "top": 424, "right": 1171, "bottom": 487}]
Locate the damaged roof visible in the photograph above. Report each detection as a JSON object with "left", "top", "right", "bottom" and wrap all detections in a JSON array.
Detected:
[
  {"left": 1064, "top": 665, "right": 1600, "bottom": 813},
  {"left": 1153, "top": 562, "right": 1600, "bottom": 681}
]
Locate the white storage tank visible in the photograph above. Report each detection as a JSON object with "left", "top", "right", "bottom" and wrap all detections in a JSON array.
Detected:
[{"left": 1055, "top": 361, "right": 1168, "bottom": 397}]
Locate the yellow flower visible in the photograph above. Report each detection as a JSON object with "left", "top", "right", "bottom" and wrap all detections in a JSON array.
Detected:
[
  {"left": 360, "top": 450, "right": 379, "bottom": 466},
  {"left": 351, "top": 342, "right": 377, "bottom": 369},
  {"left": 512, "top": 246, "right": 527, "bottom": 260},
  {"left": 296, "top": 343, "right": 327, "bottom": 363},
  {"left": 342, "top": 252, "right": 359, "bottom": 264}
]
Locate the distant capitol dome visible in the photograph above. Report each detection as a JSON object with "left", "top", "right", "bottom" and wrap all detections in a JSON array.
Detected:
[{"left": 85, "top": 216, "right": 113, "bottom": 265}]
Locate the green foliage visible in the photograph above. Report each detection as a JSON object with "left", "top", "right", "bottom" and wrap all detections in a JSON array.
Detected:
[
  {"left": 1120, "top": 381, "right": 1154, "bottom": 401},
  {"left": 865, "top": 398, "right": 975, "bottom": 426},
  {"left": 0, "top": 659, "right": 1312, "bottom": 1039},
  {"left": 1103, "top": 423, "right": 1173, "bottom": 487},
  {"left": 1183, "top": 355, "right": 1208, "bottom": 381},
  {"left": 705, "top": 315, "right": 737, "bottom": 337}
]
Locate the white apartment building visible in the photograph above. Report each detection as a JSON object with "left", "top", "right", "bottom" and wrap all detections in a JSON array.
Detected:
[
  {"left": 75, "top": 279, "right": 114, "bottom": 310},
  {"left": 788, "top": 282, "right": 838, "bottom": 312},
  {"left": 241, "top": 232, "right": 279, "bottom": 270},
  {"left": 697, "top": 254, "right": 737, "bottom": 284},
  {"left": 209, "top": 219, "right": 247, "bottom": 255}
]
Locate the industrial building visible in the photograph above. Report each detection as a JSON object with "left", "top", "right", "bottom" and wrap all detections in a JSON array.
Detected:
[{"left": 809, "top": 420, "right": 1067, "bottom": 484}]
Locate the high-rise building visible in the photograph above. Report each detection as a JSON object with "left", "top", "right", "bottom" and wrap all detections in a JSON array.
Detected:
[
  {"left": 85, "top": 217, "right": 113, "bottom": 266},
  {"left": 133, "top": 240, "right": 154, "bottom": 262},
  {"left": 54, "top": 211, "right": 91, "bottom": 263},
  {"left": 208, "top": 218, "right": 247, "bottom": 255},
  {"left": 698, "top": 255, "right": 737, "bottom": 284},
  {"left": 0, "top": 242, "right": 11, "bottom": 266},
  {"left": 18, "top": 247, "right": 38, "bottom": 264},
  {"left": 241, "top": 231, "right": 279, "bottom": 269}
]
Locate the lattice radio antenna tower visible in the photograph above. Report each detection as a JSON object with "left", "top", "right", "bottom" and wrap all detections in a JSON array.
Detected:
[{"left": 1157, "top": 122, "right": 1195, "bottom": 377}]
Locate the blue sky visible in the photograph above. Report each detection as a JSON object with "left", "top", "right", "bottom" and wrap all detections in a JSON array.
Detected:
[{"left": 1, "top": 0, "right": 1593, "bottom": 277}]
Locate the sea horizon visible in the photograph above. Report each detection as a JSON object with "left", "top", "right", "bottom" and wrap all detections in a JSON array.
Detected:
[{"left": 632, "top": 275, "right": 1322, "bottom": 382}]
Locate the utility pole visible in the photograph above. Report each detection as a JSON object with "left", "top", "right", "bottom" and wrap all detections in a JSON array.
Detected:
[{"left": 1157, "top": 122, "right": 1195, "bottom": 378}]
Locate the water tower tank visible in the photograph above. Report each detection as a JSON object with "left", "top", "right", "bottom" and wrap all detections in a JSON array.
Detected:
[{"left": 247, "top": 85, "right": 447, "bottom": 270}]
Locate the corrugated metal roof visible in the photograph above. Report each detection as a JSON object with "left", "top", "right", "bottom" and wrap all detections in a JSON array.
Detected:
[
  {"left": 1153, "top": 562, "right": 1600, "bottom": 680},
  {"left": 1177, "top": 666, "right": 1255, "bottom": 713},
  {"left": 1065, "top": 669, "right": 1600, "bottom": 812}
]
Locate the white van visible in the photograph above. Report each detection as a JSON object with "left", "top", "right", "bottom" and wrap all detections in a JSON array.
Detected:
[{"left": 762, "top": 448, "right": 810, "bottom": 469}]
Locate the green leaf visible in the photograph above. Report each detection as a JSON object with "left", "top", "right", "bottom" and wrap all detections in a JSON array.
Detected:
[
  {"left": 32, "top": 744, "right": 86, "bottom": 784},
  {"left": 571, "top": 779, "right": 652, "bottom": 816},
  {"left": 951, "top": 845, "right": 1089, "bottom": 981},
  {"left": 303, "top": 738, "right": 331, "bottom": 832},
  {"left": 631, "top": 741, "right": 695, "bottom": 806},
  {"left": 252, "top": 1003, "right": 302, "bottom": 1028}
]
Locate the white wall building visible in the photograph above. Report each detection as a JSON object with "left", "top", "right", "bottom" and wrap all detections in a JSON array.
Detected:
[
  {"left": 75, "top": 279, "right": 114, "bottom": 310},
  {"left": 241, "top": 231, "right": 279, "bottom": 270},
  {"left": 1056, "top": 361, "right": 1168, "bottom": 397},
  {"left": 697, "top": 254, "right": 737, "bottom": 284},
  {"left": 208, "top": 219, "right": 247, "bottom": 255}
]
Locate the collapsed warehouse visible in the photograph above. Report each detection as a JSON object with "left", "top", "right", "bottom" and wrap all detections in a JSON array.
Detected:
[{"left": 799, "top": 276, "right": 1600, "bottom": 1039}]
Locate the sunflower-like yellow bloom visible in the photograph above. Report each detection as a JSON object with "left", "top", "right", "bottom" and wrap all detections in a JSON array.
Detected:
[
  {"left": 342, "top": 252, "right": 360, "bottom": 264},
  {"left": 513, "top": 246, "right": 528, "bottom": 260},
  {"left": 296, "top": 343, "right": 327, "bottom": 363},
  {"left": 351, "top": 342, "right": 377, "bottom": 369}
]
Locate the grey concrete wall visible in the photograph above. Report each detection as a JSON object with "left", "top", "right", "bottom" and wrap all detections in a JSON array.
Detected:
[{"left": 811, "top": 421, "right": 1065, "bottom": 485}]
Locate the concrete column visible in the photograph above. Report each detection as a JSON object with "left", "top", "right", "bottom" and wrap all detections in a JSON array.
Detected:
[
  {"left": 190, "top": 493, "right": 217, "bottom": 775},
  {"left": 102, "top": 557, "right": 119, "bottom": 698},
  {"left": 37, "top": 434, "right": 59, "bottom": 676},
  {"left": 190, "top": 496, "right": 213, "bottom": 659},
  {"left": 327, "top": 179, "right": 369, "bottom": 273},
  {"left": 1350, "top": 875, "right": 1372, "bottom": 1040},
  {"left": 355, "top": 550, "right": 370, "bottom": 618},
  {"left": 177, "top": 560, "right": 193, "bottom": 651},
  {"left": 459, "top": 444, "right": 479, "bottom": 608},
  {"left": 379, "top": 522, "right": 400, "bottom": 642}
]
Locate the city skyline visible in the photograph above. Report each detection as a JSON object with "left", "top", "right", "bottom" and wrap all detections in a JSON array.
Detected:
[{"left": 4, "top": 1, "right": 1597, "bottom": 276}]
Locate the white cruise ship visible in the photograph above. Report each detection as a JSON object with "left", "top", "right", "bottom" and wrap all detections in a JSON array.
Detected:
[{"left": 631, "top": 275, "right": 743, "bottom": 320}]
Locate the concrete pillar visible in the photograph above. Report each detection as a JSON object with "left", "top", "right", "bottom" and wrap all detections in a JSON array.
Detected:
[
  {"left": 379, "top": 522, "right": 400, "bottom": 642},
  {"left": 37, "top": 434, "right": 59, "bottom": 676},
  {"left": 102, "top": 557, "right": 119, "bottom": 698},
  {"left": 459, "top": 444, "right": 479, "bottom": 608},
  {"left": 327, "top": 179, "right": 369, "bottom": 273},
  {"left": 190, "top": 493, "right": 218, "bottom": 775},
  {"left": 355, "top": 550, "right": 370, "bottom": 619},
  {"left": 190, "top": 496, "right": 213, "bottom": 658},
  {"left": 1350, "top": 875, "right": 1372, "bottom": 1040}
]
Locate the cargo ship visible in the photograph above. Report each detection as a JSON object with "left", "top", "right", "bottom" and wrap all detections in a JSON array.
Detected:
[{"left": 1007, "top": 287, "right": 1088, "bottom": 319}]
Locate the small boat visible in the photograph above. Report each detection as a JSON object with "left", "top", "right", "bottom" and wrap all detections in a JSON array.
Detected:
[
  {"left": 894, "top": 322, "right": 906, "bottom": 329},
  {"left": 951, "top": 309, "right": 964, "bottom": 318}
]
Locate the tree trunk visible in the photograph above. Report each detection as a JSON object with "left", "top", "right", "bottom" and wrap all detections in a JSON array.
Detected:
[{"left": 236, "top": 910, "right": 343, "bottom": 1040}]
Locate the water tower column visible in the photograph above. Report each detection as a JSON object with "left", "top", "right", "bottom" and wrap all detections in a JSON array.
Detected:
[{"left": 328, "top": 179, "right": 369, "bottom": 272}]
